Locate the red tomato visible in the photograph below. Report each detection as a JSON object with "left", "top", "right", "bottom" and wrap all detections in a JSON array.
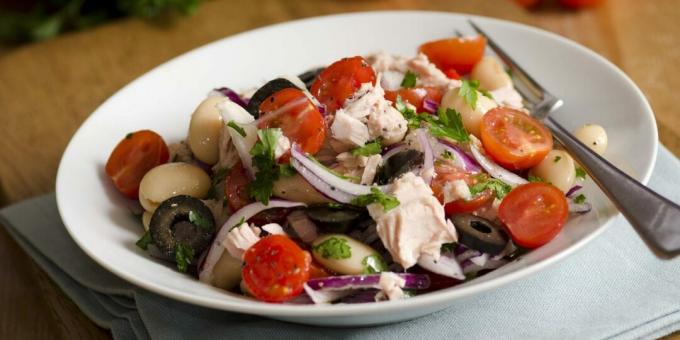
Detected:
[
  {"left": 309, "top": 261, "right": 331, "bottom": 279},
  {"left": 419, "top": 36, "right": 487, "bottom": 75},
  {"left": 258, "top": 88, "right": 326, "bottom": 155},
  {"left": 444, "top": 68, "right": 461, "bottom": 80},
  {"left": 430, "top": 163, "right": 494, "bottom": 215},
  {"left": 480, "top": 107, "right": 553, "bottom": 170},
  {"left": 498, "top": 183, "right": 569, "bottom": 248},
  {"left": 242, "top": 235, "right": 312, "bottom": 302},
  {"left": 225, "top": 161, "right": 251, "bottom": 211},
  {"left": 105, "top": 130, "right": 169, "bottom": 199},
  {"left": 384, "top": 86, "right": 443, "bottom": 113},
  {"left": 310, "top": 56, "right": 376, "bottom": 113},
  {"left": 559, "top": 0, "right": 603, "bottom": 8}
]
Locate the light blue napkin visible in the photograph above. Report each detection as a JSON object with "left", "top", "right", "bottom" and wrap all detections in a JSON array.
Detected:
[{"left": 2, "top": 146, "right": 680, "bottom": 340}]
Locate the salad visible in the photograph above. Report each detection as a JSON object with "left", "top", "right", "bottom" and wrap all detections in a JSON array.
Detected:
[{"left": 104, "top": 35, "right": 609, "bottom": 304}]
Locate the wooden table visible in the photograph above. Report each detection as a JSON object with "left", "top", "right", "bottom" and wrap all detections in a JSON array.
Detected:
[{"left": 1, "top": 0, "right": 678, "bottom": 338}]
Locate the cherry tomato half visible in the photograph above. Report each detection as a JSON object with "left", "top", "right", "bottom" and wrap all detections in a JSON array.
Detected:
[
  {"left": 242, "top": 235, "right": 312, "bottom": 302},
  {"left": 430, "top": 163, "right": 494, "bottom": 215},
  {"left": 225, "top": 161, "right": 251, "bottom": 212},
  {"left": 105, "top": 130, "right": 169, "bottom": 199},
  {"left": 384, "top": 86, "right": 443, "bottom": 113},
  {"left": 310, "top": 56, "right": 376, "bottom": 113},
  {"left": 480, "top": 107, "right": 553, "bottom": 170},
  {"left": 498, "top": 182, "right": 569, "bottom": 248},
  {"left": 419, "top": 36, "right": 487, "bottom": 75},
  {"left": 258, "top": 88, "right": 326, "bottom": 156}
]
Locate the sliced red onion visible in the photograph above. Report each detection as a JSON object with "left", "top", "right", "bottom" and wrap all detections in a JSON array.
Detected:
[
  {"left": 212, "top": 87, "right": 248, "bottom": 108},
  {"left": 417, "top": 253, "right": 465, "bottom": 280},
  {"left": 569, "top": 201, "right": 592, "bottom": 214},
  {"left": 198, "top": 200, "right": 306, "bottom": 283},
  {"left": 461, "top": 257, "right": 508, "bottom": 274},
  {"left": 303, "top": 284, "right": 352, "bottom": 304},
  {"left": 422, "top": 98, "right": 440, "bottom": 114},
  {"left": 290, "top": 144, "right": 390, "bottom": 203},
  {"left": 437, "top": 139, "right": 481, "bottom": 173},
  {"left": 417, "top": 129, "right": 435, "bottom": 185},
  {"left": 305, "top": 273, "right": 430, "bottom": 291},
  {"left": 469, "top": 253, "right": 489, "bottom": 267},
  {"left": 456, "top": 248, "right": 483, "bottom": 262},
  {"left": 218, "top": 100, "right": 257, "bottom": 178},
  {"left": 565, "top": 185, "right": 583, "bottom": 198},
  {"left": 469, "top": 137, "right": 528, "bottom": 187}
]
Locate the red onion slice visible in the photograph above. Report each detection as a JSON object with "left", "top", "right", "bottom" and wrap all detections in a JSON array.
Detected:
[
  {"left": 417, "top": 129, "right": 435, "bottom": 185},
  {"left": 199, "top": 200, "right": 306, "bottom": 283},
  {"left": 422, "top": 98, "right": 440, "bottom": 113},
  {"left": 305, "top": 273, "right": 430, "bottom": 291},
  {"left": 437, "top": 139, "right": 482, "bottom": 173},
  {"left": 565, "top": 185, "right": 583, "bottom": 198},
  {"left": 303, "top": 284, "right": 352, "bottom": 304},
  {"left": 569, "top": 201, "right": 592, "bottom": 214},
  {"left": 212, "top": 87, "right": 248, "bottom": 108},
  {"left": 461, "top": 257, "right": 508, "bottom": 274},
  {"left": 290, "top": 144, "right": 390, "bottom": 203},
  {"left": 417, "top": 253, "right": 465, "bottom": 280},
  {"left": 469, "top": 136, "right": 528, "bottom": 187}
]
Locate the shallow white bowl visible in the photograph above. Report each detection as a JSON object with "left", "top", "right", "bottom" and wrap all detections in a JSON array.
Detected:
[{"left": 56, "top": 11, "right": 657, "bottom": 326}]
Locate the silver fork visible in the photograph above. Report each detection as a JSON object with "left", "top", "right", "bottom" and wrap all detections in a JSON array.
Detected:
[{"left": 467, "top": 20, "right": 680, "bottom": 258}]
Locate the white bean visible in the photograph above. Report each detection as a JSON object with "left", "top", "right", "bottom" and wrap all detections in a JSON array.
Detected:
[
  {"left": 273, "top": 174, "right": 333, "bottom": 204},
  {"left": 574, "top": 124, "right": 608, "bottom": 155},
  {"left": 471, "top": 56, "right": 512, "bottom": 91},
  {"left": 188, "top": 96, "right": 225, "bottom": 164},
  {"left": 440, "top": 87, "right": 497, "bottom": 137},
  {"left": 312, "top": 234, "right": 383, "bottom": 275},
  {"left": 530, "top": 150, "right": 576, "bottom": 192},
  {"left": 138, "top": 163, "right": 211, "bottom": 212}
]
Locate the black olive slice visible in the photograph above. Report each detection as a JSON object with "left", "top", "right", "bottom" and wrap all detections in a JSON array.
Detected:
[
  {"left": 297, "top": 67, "right": 325, "bottom": 90},
  {"left": 375, "top": 150, "right": 424, "bottom": 184},
  {"left": 149, "top": 195, "right": 216, "bottom": 260},
  {"left": 245, "top": 78, "right": 300, "bottom": 118},
  {"left": 451, "top": 214, "right": 509, "bottom": 255},
  {"left": 305, "top": 204, "right": 365, "bottom": 234}
]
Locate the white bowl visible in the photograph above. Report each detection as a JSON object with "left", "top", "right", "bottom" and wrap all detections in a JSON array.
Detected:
[{"left": 56, "top": 11, "right": 657, "bottom": 326}]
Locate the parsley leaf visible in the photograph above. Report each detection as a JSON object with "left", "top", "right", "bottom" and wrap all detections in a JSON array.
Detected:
[
  {"left": 351, "top": 187, "right": 400, "bottom": 211},
  {"left": 125, "top": 132, "right": 134, "bottom": 139},
  {"left": 278, "top": 163, "right": 296, "bottom": 177},
  {"left": 423, "top": 108, "right": 470, "bottom": 143},
  {"left": 575, "top": 167, "right": 587, "bottom": 180},
  {"left": 188, "top": 210, "right": 212, "bottom": 230},
  {"left": 441, "top": 243, "right": 457, "bottom": 253},
  {"left": 313, "top": 237, "right": 352, "bottom": 259},
  {"left": 229, "top": 217, "right": 246, "bottom": 231},
  {"left": 351, "top": 139, "right": 382, "bottom": 156},
  {"left": 395, "top": 96, "right": 424, "bottom": 129},
  {"left": 480, "top": 89, "right": 494, "bottom": 100},
  {"left": 470, "top": 175, "right": 512, "bottom": 199},
  {"left": 135, "top": 231, "right": 152, "bottom": 250},
  {"left": 554, "top": 156, "right": 562, "bottom": 163},
  {"left": 227, "top": 121, "right": 246, "bottom": 137},
  {"left": 528, "top": 174, "right": 544, "bottom": 183},
  {"left": 175, "top": 243, "right": 195, "bottom": 273},
  {"left": 442, "top": 150, "right": 455, "bottom": 160},
  {"left": 573, "top": 194, "right": 587, "bottom": 204},
  {"left": 459, "top": 79, "right": 480, "bottom": 109},
  {"left": 361, "top": 254, "right": 388, "bottom": 274},
  {"left": 401, "top": 71, "right": 418, "bottom": 88},
  {"left": 247, "top": 128, "right": 283, "bottom": 205}
]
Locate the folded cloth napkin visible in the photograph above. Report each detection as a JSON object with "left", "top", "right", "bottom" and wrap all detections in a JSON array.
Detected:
[{"left": 2, "top": 146, "right": 680, "bottom": 340}]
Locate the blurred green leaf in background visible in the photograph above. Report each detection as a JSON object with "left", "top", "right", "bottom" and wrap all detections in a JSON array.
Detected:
[{"left": 0, "top": 0, "right": 201, "bottom": 43}]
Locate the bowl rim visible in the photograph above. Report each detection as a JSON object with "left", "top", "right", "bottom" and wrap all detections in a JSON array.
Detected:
[{"left": 56, "top": 10, "right": 658, "bottom": 317}]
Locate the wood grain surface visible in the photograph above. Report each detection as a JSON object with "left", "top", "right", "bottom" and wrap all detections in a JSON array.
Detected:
[{"left": 0, "top": 0, "right": 678, "bottom": 338}]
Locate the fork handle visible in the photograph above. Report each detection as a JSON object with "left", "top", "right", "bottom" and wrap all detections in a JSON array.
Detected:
[{"left": 543, "top": 117, "right": 680, "bottom": 258}]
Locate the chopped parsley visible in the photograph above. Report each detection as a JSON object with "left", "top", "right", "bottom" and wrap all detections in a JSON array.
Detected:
[
  {"left": 229, "top": 217, "right": 246, "bottom": 231},
  {"left": 573, "top": 194, "right": 587, "bottom": 204},
  {"left": 278, "top": 163, "right": 296, "bottom": 177},
  {"left": 361, "top": 254, "right": 388, "bottom": 274},
  {"left": 313, "top": 237, "right": 351, "bottom": 260},
  {"left": 441, "top": 243, "right": 457, "bottom": 253},
  {"left": 528, "top": 174, "right": 544, "bottom": 183},
  {"left": 135, "top": 231, "right": 152, "bottom": 250},
  {"left": 442, "top": 150, "right": 455, "bottom": 160},
  {"left": 554, "top": 155, "right": 562, "bottom": 163},
  {"left": 227, "top": 121, "right": 246, "bottom": 137},
  {"left": 351, "top": 187, "right": 400, "bottom": 211},
  {"left": 351, "top": 139, "right": 382, "bottom": 156},
  {"left": 480, "top": 89, "right": 494, "bottom": 100},
  {"left": 206, "top": 167, "right": 228, "bottom": 199},
  {"left": 459, "top": 79, "right": 481, "bottom": 109},
  {"left": 469, "top": 175, "right": 512, "bottom": 199},
  {"left": 247, "top": 128, "right": 284, "bottom": 205},
  {"left": 309, "top": 155, "right": 359, "bottom": 181},
  {"left": 395, "top": 96, "right": 423, "bottom": 129},
  {"left": 575, "top": 167, "right": 587, "bottom": 180},
  {"left": 175, "top": 243, "right": 195, "bottom": 273},
  {"left": 401, "top": 71, "right": 418, "bottom": 88},
  {"left": 423, "top": 108, "right": 470, "bottom": 143},
  {"left": 188, "top": 210, "right": 212, "bottom": 230},
  {"left": 125, "top": 132, "right": 133, "bottom": 139}
]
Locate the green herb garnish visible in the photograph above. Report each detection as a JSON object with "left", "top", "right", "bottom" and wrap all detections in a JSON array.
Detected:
[
  {"left": 528, "top": 175, "right": 544, "bottom": 183},
  {"left": 313, "top": 237, "right": 351, "bottom": 260},
  {"left": 227, "top": 121, "right": 246, "bottom": 137},
  {"left": 247, "top": 128, "right": 283, "bottom": 205},
  {"left": 188, "top": 210, "right": 212, "bottom": 230},
  {"left": 125, "top": 132, "right": 133, "bottom": 139},
  {"left": 351, "top": 187, "right": 400, "bottom": 211},
  {"left": 175, "top": 243, "right": 195, "bottom": 273},
  {"left": 442, "top": 150, "right": 455, "bottom": 160},
  {"left": 395, "top": 96, "right": 423, "bottom": 129},
  {"left": 351, "top": 139, "right": 382, "bottom": 157},
  {"left": 401, "top": 71, "right": 418, "bottom": 88},
  {"left": 278, "top": 163, "right": 296, "bottom": 177},
  {"left": 423, "top": 108, "right": 470, "bottom": 143},
  {"left": 554, "top": 156, "right": 562, "bottom": 163},
  {"left": 441, "top": 243, "right": 457, "bottom": 253},
  {"left": 135, "top": 231, "right": 152, "bottom": 250},
  {"left": 361, "top": 254, "right": 388, "bottom": 274},
  {"left": 469, "top": 175, "right": 512, "bottom": 199},
  {"left": 229, "top": 217, "right": 246, "bottom": 231},
  {"left": 459, "top": 79, "right": 481, "bottom": 109},
  {"left": 573, "top": 194, "right": 587, "bottom": 204},
  {"left": 575, "top": 167, "right": 587, "bottom": 180}
]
